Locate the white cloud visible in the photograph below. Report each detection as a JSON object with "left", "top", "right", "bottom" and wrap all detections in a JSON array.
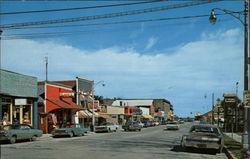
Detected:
[
  {"left": 1, "top": 28, "right": 243, "bottom": 116},
  {"left": 145, "top": 37, "right": 157, "bottom": 50}
]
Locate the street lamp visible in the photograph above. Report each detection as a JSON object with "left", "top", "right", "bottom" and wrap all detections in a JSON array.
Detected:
[
  {"left": 236, "top": 82, "right": 239, "bottom": 96},
  {"left": 91, "top": 80, "right": 105, "bottom": 132},
  {"left": 209, "top": 0, "right": 249, "bottom": 154}
]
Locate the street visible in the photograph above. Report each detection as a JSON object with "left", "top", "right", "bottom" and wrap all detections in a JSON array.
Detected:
[{"left": 1, "top": 122, "right": 227, "bottom": 159}]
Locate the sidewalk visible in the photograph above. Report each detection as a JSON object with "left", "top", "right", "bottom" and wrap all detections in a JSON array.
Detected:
[
  {"left": 39, "top": 134, "right": 53, "bottom": 140},
  {"left": 224, "top": 133, "right": 242, "bottom": 143}
]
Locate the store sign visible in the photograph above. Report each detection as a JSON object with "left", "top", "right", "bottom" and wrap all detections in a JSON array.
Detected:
[
  {"left": 15, "top": 99, "right": 27, "bottom": 105},
  {"left": 60, "top": 92, "right": 74, "bottom": 98},
  {"left": 244, "top": 90, "right": 250, "bottom": 108},
  {"left": 225, "top": 98, "right": 236, "bottom": 103},
  {"left": 132, "top": 108, "right": 142, "bottom": 115}
]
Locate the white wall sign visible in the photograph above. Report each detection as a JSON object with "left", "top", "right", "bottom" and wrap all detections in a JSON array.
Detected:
[{"left": 15, "top": 99, "right": 27, "bottom": 105}]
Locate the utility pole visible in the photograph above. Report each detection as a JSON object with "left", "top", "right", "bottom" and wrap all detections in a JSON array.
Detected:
[
  {"left": 45, "top": 56, "right": 48, "bottom": 82},
  {"left": 0, "top": 30, "right": 3, "bottom": 121},
  {"left": 212, "top": 93, "right": 214, "bottom": 124}
]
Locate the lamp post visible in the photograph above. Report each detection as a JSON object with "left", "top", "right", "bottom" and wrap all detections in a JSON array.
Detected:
[
  {"left": 91, "top": 80, "right": 105, "bottom": 132},
  {"left": 209, "top": 0, "right": 249, "bottom": 155}
]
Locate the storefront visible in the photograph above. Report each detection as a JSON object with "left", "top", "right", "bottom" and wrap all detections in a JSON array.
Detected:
[
  {"left": 37, "top": 82, "right": 82, "bottom": 133},
  {"left": 0, "top": 69, "right": 38, "bottom": 128}
]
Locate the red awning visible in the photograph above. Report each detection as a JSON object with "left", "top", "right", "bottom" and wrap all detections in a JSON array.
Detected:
[{"left": 46, "top": 99, "right": 83, "bottom": 113}]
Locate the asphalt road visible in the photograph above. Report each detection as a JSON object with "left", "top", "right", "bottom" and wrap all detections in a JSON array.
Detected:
[{"left": 0, "top": 122, "right": 228, "bottom": 159}]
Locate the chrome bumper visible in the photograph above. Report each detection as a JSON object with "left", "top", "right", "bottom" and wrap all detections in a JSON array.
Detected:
[{"left": 185, "top": 140, "right": 221, "bottom": 149}]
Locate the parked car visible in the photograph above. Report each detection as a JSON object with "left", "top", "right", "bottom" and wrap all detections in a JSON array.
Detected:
[
  {"left": 142, "top": 121, "right": 151, "bottom": 127},
  {"left": 137, "top": 121, "right": 144, "bottom": 127},
  {"left": 166, "top": 121, "right": 179, "bottom": 130},
  {"left": 52, "top": 124, "right": 90, "bottom": 137},
  {"left": 178, "top": 120, "right": 185, "bottom": 124},
  {"left": 180, "top": 123, "right": 224, "bottom": 153},
  {"left": 0, "top": 124, "right": 43, "bottom": 144},
  {"left": 95, "top": 123, "right": 119, "bottom": 133},
  {"left": 153, "top": 121, "right": 160, "bottom": 126},
  {"left": 122, "top": 121, "right": 142, "bottom": 131}
]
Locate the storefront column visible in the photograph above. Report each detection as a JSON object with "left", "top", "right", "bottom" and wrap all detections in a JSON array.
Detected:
[
  {"left": 10, "top": 102, "right": 13, "bottom": 124},
  {"left": 33, "top": 101, "right": 38, "bottom": 129},
  {"left": 20, "top": 105, "right": 23, "bottom": 124},
  {"left": 0, "top": 97, "right": 2, "bottom": 120}
]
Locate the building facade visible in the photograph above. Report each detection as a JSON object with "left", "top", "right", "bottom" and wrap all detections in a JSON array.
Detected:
[
  {"left": 37, "top": 82, "right": 82, "bottom": 133},
  {"left": 0, "top": 69, "right": 38, "bottom": 128}
]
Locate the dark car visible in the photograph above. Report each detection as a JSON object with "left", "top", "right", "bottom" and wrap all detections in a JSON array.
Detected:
[
  {"left": 52, "top": 124, "right": 90, "bottom": 137},
  {"left": 122, "top": 121, "right": 142, "bottom": 132},
  {"left": 0, "top": 124, "right": 43, "bottom": 144},
  {"left": 181, "top": 123, "right": 224, "bottom": 153}
]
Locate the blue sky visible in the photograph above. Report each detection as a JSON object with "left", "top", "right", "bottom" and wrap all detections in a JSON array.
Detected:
[{"left": 0, "top": 0, "right": 246, "bottom": 117}]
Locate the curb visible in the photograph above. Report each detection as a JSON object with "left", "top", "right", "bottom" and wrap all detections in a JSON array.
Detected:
[{"left": 224, "top": 146, "right": 238, "bottom": 159}]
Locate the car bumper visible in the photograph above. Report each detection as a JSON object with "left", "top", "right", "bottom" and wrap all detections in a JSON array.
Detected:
[
  {"left": 0, "top": 135, "right": 10, "bottom": 141},
  {"left": 95, "top": 129, "right": 108, "bottom": 132},
  {"left": 185, "top": 140, "right": 221, "bottom": 149},
  {"left": 166, "top": 127, "right": 179, "bottom": 130},
  {"left": 52, "top": 132, "right": 70, "bottom": 136}
]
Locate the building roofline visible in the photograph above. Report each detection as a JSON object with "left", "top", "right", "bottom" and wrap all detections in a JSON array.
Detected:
[
  {"left": 38, "top": 81, "right": 72, "bottom": 89},
  {"left": 1, "top": 69, "right": 37, "bottom": 79},
  {"left": 76, "top": 77, "right": 93, "bottom": 83}
]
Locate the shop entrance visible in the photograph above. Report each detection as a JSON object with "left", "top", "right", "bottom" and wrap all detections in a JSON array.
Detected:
[{"left": 13, "top": 106, "right": 21, "bottom": 124}]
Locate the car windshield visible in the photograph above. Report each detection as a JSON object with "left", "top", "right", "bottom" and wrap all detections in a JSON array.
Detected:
[
  {"left": 168, "top": 121, "right": 177, "bottom": 124},
  {"left": 190, "top": 126, "right": 219, "bottom": 134}
]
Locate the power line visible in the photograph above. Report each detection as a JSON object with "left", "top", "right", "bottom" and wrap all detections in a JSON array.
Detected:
[
  {"left": 0, "top": 1, "right": 162, "bottom": 15},
  {"left": 8, "top": 12, "right": 237, "bottom": 30},
  {"left": 0, "top": 0, "right": 219, "bottom": 29},
  {"left": 2, "top": 15, "right": 232, "bottom": 40}
]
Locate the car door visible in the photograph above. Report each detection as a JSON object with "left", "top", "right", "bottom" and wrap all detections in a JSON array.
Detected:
[{"left": 20, "top": 125, "right": 32, "bottom": 139}]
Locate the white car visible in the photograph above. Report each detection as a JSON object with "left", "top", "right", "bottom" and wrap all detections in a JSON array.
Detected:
[
  {"left": 166, "top": 121, "right": 180, "bottom": 130},
  {"left": 95, "top": 123, "right": 119, "bottom": 133}
]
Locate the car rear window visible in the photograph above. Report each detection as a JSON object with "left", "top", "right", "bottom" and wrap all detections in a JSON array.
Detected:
[{"left": 190, "top": 126, "right": 219, "bottom": 134}]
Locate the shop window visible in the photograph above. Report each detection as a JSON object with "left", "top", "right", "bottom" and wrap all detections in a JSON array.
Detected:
[
  {"left": 2, "top": 98, "right": 12, "bottom": 104},
  {"left": 23, "top": 105, "right": 31, "bottom": 124},
  {"left": 2, "top": 104, "right": 10, "bottom": 124}
]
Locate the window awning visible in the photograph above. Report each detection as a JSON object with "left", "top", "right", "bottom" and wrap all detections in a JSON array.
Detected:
[
  {"left": 78, "top": 110, "right": 90, "bottom": 118},
  {"left": 141, "top": 114, "right": 153, "bottom": 119},
  {"left": 46, "top": 99, "right": 83, "bottom": 113}
]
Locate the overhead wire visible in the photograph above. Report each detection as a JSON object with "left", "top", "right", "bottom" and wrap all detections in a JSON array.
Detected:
[
  {"left": 2, "top": 13, "right": 234, "bottom": 40},
  {"left": 0, "top": 0, "right": 220, "bottom": 29},
  {"left": 7, "top": 12, "right": 242, "bottom": 30},
  {"left": 0, "top": 0, "right": 162, "bottom": 15}
]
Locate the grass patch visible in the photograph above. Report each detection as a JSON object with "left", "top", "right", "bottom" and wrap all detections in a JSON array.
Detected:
[{"left": 224, "top": 134, "right": 242, "bottom": 159}]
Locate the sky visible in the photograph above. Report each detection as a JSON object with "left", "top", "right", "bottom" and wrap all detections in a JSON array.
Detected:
[{"left": 0, "top": 0, "right": 246, "bottom": 117}]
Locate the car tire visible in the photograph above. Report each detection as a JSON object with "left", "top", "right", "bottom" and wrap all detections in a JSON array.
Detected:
[
  {"left": 9, "top": 136, "right": 16, "bottom": 144},
  {"left": 31, "top": 135, "right": 37, "bottom": 141},
  {"left": 69, "top": 132, "right": 73, "bottom": 137},
  {"left": 217, "top": 146, "right": 223, "bottom": 153}
]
